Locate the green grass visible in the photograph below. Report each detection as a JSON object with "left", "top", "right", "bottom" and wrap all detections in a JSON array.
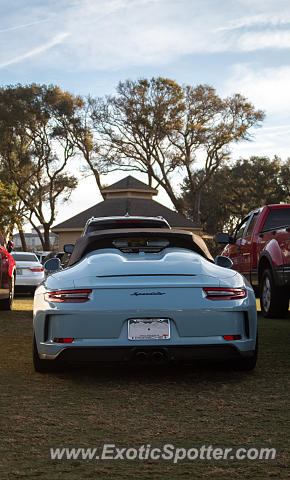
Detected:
[{"left": 0, "top": 297, "right": 289, "bottom": 479}]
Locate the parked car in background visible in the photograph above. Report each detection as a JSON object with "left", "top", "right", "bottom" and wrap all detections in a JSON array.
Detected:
[
  {"left": 12, "top": 252, "right": 44, "bottom": 294},
  {"left": 35, "top": 251, "right": 52, "bottom": 264},
  {"left": 33, "top": 228, "right": 257, "bottom": 373},
  {"left": 0, "top": 232, "right": 15, "bottom": 310},
  {"left": 217, "top": 204, "right": 290, "bottom": 318}
]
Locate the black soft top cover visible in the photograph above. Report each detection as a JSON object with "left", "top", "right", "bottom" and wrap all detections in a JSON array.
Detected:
[{"left": 67, "top": 228, "right": 213, "bottom": 266}]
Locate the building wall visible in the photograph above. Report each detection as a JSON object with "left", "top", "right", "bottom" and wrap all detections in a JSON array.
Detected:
[
  {"left": 57, "top": 231, "right": 82, "bottom": 249},
  {"left": 13, "top": 233, "right": 58, "bottom": 251}
]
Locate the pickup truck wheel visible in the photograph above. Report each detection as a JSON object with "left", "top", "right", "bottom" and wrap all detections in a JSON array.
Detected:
[{"left": 260, "top": 269, "right": 289, "bottom": 318}]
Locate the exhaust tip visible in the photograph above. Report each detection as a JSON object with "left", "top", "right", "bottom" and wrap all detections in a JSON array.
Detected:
[
  {"left": 135, "top": 351, "right": 148, "bottom": 363},
  {"left": 151, "top": 351, "right": 165, "bottom": 363}
]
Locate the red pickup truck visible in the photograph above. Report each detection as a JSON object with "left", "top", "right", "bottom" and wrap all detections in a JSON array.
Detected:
[
  {"left": 217, "top": 204, "right": 290, "bottom": 318},
  {"left": 0, "top": 233, "right": 15, "bottom": 310}
]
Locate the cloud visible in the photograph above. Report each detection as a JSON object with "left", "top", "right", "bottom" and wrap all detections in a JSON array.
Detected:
[
  {"left": 222, "top": 63, "right": 290, "bottom": 160},
  {"left": 237, "top": 30, "right": 290, "bottom": 50},
  {"left": 222, "top": 63, "right": 290, "bottom": 114},
  {"left": 0, "top": 33, "right": 69, "bottom": 69},
  {"left": 0, "top": 19, "right": 49, "bottom": 34},
  {"left": 230, "top": 123, "right": 290, "bottom": 160},
  {"left": 216, "top": 13, "right": 290, "bottom": 31},
  {"left": 26, "top": 0, "right": 219, "bottom": 70},
  {"left": 1, "top": 0, "right": 290, "bottom": 72},
  {"left": 45, "top": 0, "right": 290, "bottom": 69}
]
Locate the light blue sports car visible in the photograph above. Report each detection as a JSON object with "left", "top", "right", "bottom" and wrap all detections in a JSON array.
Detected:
[{"left": 33, "top": 228, "right": 258, "bottom": 372}]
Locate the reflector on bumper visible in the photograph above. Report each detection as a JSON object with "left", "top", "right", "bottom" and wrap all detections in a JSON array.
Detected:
[{"left": 53, "top": 338, "right": 74, "bottom": 343}]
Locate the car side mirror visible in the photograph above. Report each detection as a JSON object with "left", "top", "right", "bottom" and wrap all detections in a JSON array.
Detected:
[
  {"left": 215, "top": 255, "right": 233, "bottom": 269},
  {"left": 63, "top": 244, "right": 74, "bottom": 254},
  {"left": 44, "top": 257, "right": 62, "bottom": 275},
  {"left": 6, "top": 240, "right": 13, "bottom": 253}
]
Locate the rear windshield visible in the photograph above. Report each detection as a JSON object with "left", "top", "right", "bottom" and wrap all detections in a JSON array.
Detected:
[
  {"left": 262, "top": 208, "right": 290, "bottom": 231},
  {"left": 86, "top": 220, "right": 169, "bottom": 233},
  {"left": 112, "top": 237, "right": 170, "bottom": 253},
  {"left": 12, "top": 253, "right": 38, "bottom": 262}
]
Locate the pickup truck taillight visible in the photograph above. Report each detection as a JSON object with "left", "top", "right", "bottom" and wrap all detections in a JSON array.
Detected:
[
  {"left": 203, "top": 287, "right": 247, "bottom": 300},
  {"left": 45, "top": 289, "right": 92, "bottom": 303}
]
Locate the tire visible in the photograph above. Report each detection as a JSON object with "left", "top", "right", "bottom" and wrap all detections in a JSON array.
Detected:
[
  {"left": 260, "top": 269, "right": 289, "bottom": 318},
  {"left": 233, "top": 335, "right": 258, "bottom": 372},
  {"left": 0, "top": 274, "right": 15, "bottom": 311},
  {"left": 33, "top": 335, "right": 58, "bottom": 373}
]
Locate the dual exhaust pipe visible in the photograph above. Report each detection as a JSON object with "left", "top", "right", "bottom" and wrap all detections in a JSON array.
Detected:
[{"left": 135, "top": 350, "right": 168, "bottom": 363}]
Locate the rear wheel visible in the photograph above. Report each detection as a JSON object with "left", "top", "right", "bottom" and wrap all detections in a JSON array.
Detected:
[
  {"left": 260, "top": 269, "right": 289, "bottom": 318},
  {"left": 33, "top": 336, "right": 58, "bottom": 373},
  {"left": 0, "top": 275, "right": 15, "bottom": 311}
]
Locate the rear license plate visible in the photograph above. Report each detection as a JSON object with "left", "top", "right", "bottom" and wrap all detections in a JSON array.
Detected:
[
  {"left": 128, "top": 318, "right": 170, "bottom": 340},
  {"left": 16, "top": 269, "right": 22, "bottom": 275}
]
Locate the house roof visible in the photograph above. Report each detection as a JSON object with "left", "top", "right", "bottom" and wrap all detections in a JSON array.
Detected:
[
  {"left": 53, "top": 197, "right": 199, "bottom": 231},
  {"left": 101, "top": 175, "right": 157, "bottom": 193}
]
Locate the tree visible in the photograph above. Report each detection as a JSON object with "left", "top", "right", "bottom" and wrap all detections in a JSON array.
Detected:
[
  {"left": 60, "top": 97, "right": 104, "bottom": 193},
  {"left": 182, "top": 156, "right": 290, "bottom": 234},
  {"left": 0, "top": 84, "right": 80, "bottom": 250},
  {"left": 0, "top": 166, "right": 37, "bottom": 250},
  {"left": 0, "top": 177, "right": 18, "bottom": 238},
  {"left": 90, "top": 78, "right": 264, "bottom": 219}
]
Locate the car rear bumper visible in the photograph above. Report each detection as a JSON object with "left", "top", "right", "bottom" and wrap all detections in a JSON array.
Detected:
[
  {"left": 15, "top": 277, "right": 44, "bottom": 287},
  {"left": 39, "top": 343, "right": 255, "bottom": 363}
]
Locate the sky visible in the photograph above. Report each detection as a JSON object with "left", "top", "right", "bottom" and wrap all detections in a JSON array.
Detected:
[{"left": 1, "top": 0, "right": 290, "bottom": 226}]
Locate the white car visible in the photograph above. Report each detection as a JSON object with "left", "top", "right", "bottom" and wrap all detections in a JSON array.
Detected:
[
  {"left": 34, "top": 251, "right": 52, "bottom": 264},
  {"left": 12, "top": 252, "right": 45, "bottom": 293}
]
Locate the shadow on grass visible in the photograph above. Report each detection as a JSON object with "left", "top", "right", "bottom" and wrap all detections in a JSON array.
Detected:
[{"left": 49, "top": 359, "right": 255, "bottom": 388}]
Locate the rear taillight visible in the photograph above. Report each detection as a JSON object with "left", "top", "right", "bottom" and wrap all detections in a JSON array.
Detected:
[
  {"left": 29, "top": 267, "right": 44, "bottom": 272},
  {"left": 203, "top": 287, "right": 247, "bottom": 300},
  {"left": 45, "top": 289, "right": 92, "bottom": 303}
]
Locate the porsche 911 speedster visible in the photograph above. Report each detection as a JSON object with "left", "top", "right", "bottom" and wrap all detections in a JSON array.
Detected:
[{"left": 33, "top": 229, "right": 258, "bottom": 373}]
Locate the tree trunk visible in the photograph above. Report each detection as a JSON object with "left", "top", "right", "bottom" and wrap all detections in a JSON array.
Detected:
[
  {"left": 92, "top": 167, "right": 103, "bottom": 196},
  {"left": 29, "top": 221, "right": 45, "bottom": 250},
  {"left": 43, "top": 225, "right": 51, "bottom": 251},
  {"left": 17, "top": 224, "right": 27, "bottom": 251},
  {"left": 158, "top": 179, "right": 186, "bottom": 216},
  {"left": 192, "top": 190, "right": 201, "bottom": 223}
]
